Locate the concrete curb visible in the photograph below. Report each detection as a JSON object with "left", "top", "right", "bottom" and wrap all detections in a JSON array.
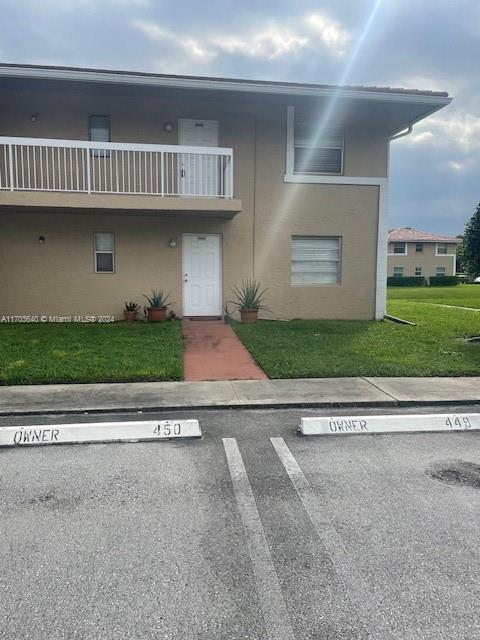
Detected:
[{"left": 0, "top": 377, "right": 478, "bottom": 417}]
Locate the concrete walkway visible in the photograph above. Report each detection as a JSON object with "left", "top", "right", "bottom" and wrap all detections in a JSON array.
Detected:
[
  {"left": 0, "top": 377, "right": 479, "bottom": 415},
  {"left": 182, "top": 319, "right": 267, "bottom": 381}
]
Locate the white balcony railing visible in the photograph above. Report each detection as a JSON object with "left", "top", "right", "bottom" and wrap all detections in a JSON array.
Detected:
[{"left": 0, "top": 136, "right": 234, "bottom": 199}]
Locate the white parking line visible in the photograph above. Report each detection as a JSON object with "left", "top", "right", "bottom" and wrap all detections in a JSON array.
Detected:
[
  {"left": 223, "top": 438, "right": 295, "bottom": 640},
  {"left": 270, "top": 437, "right": 385, "bottom": 636}
]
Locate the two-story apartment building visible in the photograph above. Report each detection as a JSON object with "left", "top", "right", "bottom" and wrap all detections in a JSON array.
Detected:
[
  {"left": 0, "top": 64, "right": 451, "bottom": 320},
  {"left": 388, "top": 227, "right": 458, "bottom": 280}
]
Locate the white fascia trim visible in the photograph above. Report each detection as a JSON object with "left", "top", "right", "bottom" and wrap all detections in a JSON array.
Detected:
[
  {"left": 284, "top": 174, "right": 386, "bottom": 186},
  {"left": 0, "top": 65, "right": 452, "bottom": 106}
]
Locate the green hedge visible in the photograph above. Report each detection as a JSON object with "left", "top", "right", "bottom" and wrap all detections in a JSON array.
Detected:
[
  {"left": 387, "top": 276, "right": 426, "bottom": 287},
  {"left": 429, "top": 276, "right": 460, "bottom": 286}
]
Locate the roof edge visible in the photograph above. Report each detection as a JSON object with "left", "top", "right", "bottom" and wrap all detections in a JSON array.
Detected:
[{"left": 0, "top": 63, "right": 452, "bottom": 105}]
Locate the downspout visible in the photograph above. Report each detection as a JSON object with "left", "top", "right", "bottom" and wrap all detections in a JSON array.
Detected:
[{"left": 375, "top": 124, "right": 413, "bottom": 319}]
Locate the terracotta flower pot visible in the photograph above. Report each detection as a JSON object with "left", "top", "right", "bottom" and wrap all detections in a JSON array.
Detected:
[
  {"left": 147, "top": 306, "right": 167, "bottom": 322},
  {"left": 124, "top": 310, "right": 137, "bottom": 323},
  {"left": 240, "top": 309, "right": 258, "bottom": 324}
]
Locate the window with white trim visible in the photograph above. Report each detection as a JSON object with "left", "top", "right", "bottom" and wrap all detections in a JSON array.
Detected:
[
  {"left": 291, "top": 109, "right": 344, "bottom": 175},
  {"left": 94, "top": 233, "right": 115, "bottom": 273},
  {"left": 393, "top": 242, "right": 406, "bottom": 254},
  {"left": 415, "top": 266, "right": 422, "bottom": 276},
  {"left": 393, "top": 266, "right": 404, "bottom": 277},
  {"left": 436, "top": 242, "right": 447, "bottom": 255},
  {"left": 415, "top": 243, "right": 423, "bottom": 253},
  {"left": 436, "top": 266, "right": 446, "bottom": 276},
  {"left": 291, "top": 236, "right": 341, "bottom": 285},
  {"left": 89, "top": 115, "right": 111, "bottom": 157}
]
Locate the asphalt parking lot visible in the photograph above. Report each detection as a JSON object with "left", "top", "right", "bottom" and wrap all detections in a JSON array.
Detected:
[{"left": 2, "top": 406, "right": 480, "bottom": 639}]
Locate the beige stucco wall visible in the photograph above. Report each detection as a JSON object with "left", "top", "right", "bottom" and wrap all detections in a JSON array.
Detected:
[
  {"left": 387, "top": 242, "right": 457, "bottom": 278},
  {"left": 0, "top": 84, "right": 389, "bottom": 320}
]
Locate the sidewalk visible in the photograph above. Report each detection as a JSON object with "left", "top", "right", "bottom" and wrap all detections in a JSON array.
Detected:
[
  {"left": 182, "top": 319, "right": 267, "bottom": 381},
  {"left": 0, "top": 377, "right": 479, "bottom": 415}
]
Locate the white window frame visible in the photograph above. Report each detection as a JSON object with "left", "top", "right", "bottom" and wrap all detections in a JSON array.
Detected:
[
  {"left": 94, "top": 232, "right": 115, "bottom": 274},
  {"left": 415, "top": 243, "right": 423, "bottom": 253},
  {"left": 389, "top": 242, "right": 407, "bottom": 256},
  {"left": 290, "top": 236, "right": 341, "bottom": 286},
  {"left": 415, "top": 266, "right": 422, "bottom": 276},
  {"left": 285, "top": 106, "right": 344, "bottom": 179},
  {"left": 435, "top": 242, "right": 449, "bottom": 255},
  {"left": 436, "top": 266, "right": 446, "bottom": 276},
  {"left": 393, "top": 266, "right": 404, "bottom": 277}
]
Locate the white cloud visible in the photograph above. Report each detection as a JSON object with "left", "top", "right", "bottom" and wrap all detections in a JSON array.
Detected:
[
  {"left": 212, "top": 27, "right": 308, "bottom": 60},
  {"left": 133, "top": 19, "right": 216, "bottom": 63},
  {"left": 401, "top": 112, "right": 480, "bottom": 153},
  {"left": 305, "top": 12, "right": 350, "bottom": 56},
  {"left": 134, "top": 12, "right": 350, "bottom": 65}
]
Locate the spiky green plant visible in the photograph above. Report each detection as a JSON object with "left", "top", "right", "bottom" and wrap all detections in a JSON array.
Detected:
[
  {"left": 143, "top": 289, "right": 171, "bottom": 309},
  {"left": 230, "top": 278, "right": 270, "bottom": 311},
  {"left": 124, "top": 301, "right": 140, "bottom": 312}
]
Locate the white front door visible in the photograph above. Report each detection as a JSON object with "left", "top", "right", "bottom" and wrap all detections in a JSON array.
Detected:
[
  {"left": 183, "top": 234, "right": 222, "bottom": 316},
  {"left": 178, "top": 119, "right": 219, "bottom": 196}
]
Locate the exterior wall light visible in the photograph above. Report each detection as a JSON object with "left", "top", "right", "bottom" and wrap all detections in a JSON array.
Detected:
[
  {"left": 31, "top": 113, "right": 39, "bottom": 123},
  {"left": 163, "top": 121, "right": 174, "bottom": 133},
  {"left": 168, "top": 238, "right": 177, "bottom": 248},
  {"left": 38, "top": 235, "right": 45, "bottom": 244}
]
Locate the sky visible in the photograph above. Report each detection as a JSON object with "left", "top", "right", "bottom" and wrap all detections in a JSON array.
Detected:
[{"left": 0, "top": 0, "right": 478, "bottom": 235}]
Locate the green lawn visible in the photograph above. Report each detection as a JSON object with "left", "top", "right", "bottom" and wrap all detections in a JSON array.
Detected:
[
  {"left": 233, "top": 290, "right": 480, "bottom": 378},
  {"left": 0, "top": 322, "right": 183, "bottom": 385},
  {"left": 388, "top": 284, "right": 480, "bottom": 309}
]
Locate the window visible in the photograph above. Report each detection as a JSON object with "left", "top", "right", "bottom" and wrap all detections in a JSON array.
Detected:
[
  {"left": 415, "top": 266, "right": 422, "bottom": 276},
  {"left": 393, "top": 266, "right": 404, "bottom": 277},
  {"left": 94, "top": 233, "right": 114, "bottom": 273},
  {"left": 436, "top": 266, "right": 446, "bottom": 276},
  {"left": 393, "top": 242, "right": 407, "bottom": 254},
  {"left": 89, "top": 115, "right": 110, "bottom": 157},
  {"left": 292, "top": 110, "right": 344, "bottom": 175},
  {"left": 291, "top": 236, "right": 341, "bottom": 285},
  {"left": 436, "top": 242, "right": 448, "bottom": 255},
  {"left": 415, "top": 243, "right": 424, "bottom": 253}
]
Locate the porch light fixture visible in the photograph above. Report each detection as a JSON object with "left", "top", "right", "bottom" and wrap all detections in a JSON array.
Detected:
[
  {"left": 30, "top": 113, "right": 39, "bottom": 123},
  {"left": 38, "top": 235, "right": 45, "bottom": 244},
  {"left": 163, "top": 121, "right": 174, "bottom": 133},
  {"left": 168, "top": 238, "right": 177, "bottom": 248}
]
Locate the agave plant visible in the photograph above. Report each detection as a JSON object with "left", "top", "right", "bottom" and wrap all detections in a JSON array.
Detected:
[
  {"left": 143, "top": 289, "right": 171, "bottom": 309},
  {"left": 124, "top": 301, "right": 140, "bottom": 312},
  {"left": 230, "top": 278, "right": 270, "bottom": 311}
]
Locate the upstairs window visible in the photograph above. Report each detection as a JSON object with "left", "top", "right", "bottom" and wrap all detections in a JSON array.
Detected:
[
  {"left": 436, "top": 242, "right": 448, "bottom": 255},
  {"left": 289, "top": 107, "right": 344, "bottom": 175},
  {"left": 291, "top": 236, "right": 341, "bottom": 285},
  {"left": 393, "top": 242, "right": 407, "bottom": 254},
  {"left": 415, "top": 243, "right": 424, "bottom": 253},
  {"left": 89, "top": 115, "right": 111, "bottom": 157},
  {"left": 94, "top": 233, "right": 115, "bottom": 273}
]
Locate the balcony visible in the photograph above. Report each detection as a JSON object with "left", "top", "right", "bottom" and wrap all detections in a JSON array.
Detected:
[{"left": 0, "top": 136, "right": 241, "bottom": 217}]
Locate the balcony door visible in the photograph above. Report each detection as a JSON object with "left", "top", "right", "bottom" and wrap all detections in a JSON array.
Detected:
[
  {"left": 178, "top": 119, "right": 219, "bottom": 197},
  {"left": 183, "top": 234, "right": 222, "bottom": 317}
]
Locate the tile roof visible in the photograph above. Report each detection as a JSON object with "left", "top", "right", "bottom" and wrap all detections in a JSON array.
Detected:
[{"left": 388, "top": 227, "right": 459, "bottom": 243}]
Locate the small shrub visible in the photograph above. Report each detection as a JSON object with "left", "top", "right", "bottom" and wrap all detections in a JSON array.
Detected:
[
  {"left": 429, "top": 276, "right": 460, "bottom": 287},
  {"left": 387, "top": 276, "right": 426, "bottom": 287}
]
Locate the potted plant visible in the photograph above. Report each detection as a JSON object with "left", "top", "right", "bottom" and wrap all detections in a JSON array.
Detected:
[
  {"left": 231, "top": 278, "right": 269, "bottom": 324},
  {"left": 143, "top": 289, "right": 171, "bottom": 322},
  {"left": 124, "top": 301, "right": 140, "bottom": 323}
]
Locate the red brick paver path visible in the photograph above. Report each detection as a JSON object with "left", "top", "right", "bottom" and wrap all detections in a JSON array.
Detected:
[{"left": 182, "top": 319, "right": 267, "bottom": 381}]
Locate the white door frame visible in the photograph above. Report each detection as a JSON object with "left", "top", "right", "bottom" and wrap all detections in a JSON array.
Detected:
[
  {"left": 182, "top": 233, "right": 223, "bottom": 317},
  {"left": 178, "top": 119, "right": 219, "bottom": 197}
]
